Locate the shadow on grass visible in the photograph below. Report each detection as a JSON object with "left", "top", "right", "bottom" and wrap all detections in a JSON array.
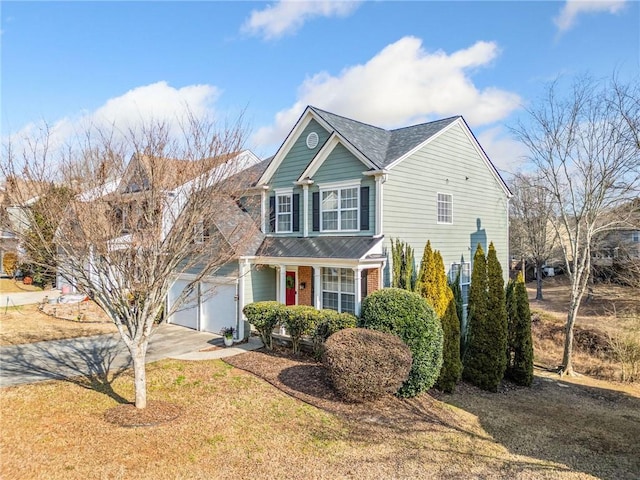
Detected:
[
  {"left": 440, "top": 375, "right": 640, "bottom": 480},
  {"left": 0, "top": 334, "right": 130, "bottom": 404}
]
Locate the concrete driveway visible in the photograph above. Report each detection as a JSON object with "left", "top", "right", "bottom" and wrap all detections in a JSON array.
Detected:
[
  {"left": 0, "top": 324, "right": 256, "bottom": 388},
  {"left": 2, "top": 289, "right": 61, "bottom": 308}
]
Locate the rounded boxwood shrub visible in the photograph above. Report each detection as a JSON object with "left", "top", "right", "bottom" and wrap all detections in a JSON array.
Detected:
[
  {"left": 243, "top": 301, "right": 284, "bottom": 350},
  {"left": 282, "top": 305, "right": 320, "bottom": 354},
  {"left": 359, "top": 288, "right": 444, "bottom": 397},
  {"left": 322, "top": 328, "right": 412, "bottom": 402},
  {"left": 312, "top": 309, "right": 358, "bottom": 359}
]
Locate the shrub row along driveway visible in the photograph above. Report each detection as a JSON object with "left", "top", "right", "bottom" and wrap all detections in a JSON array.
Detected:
[{"left": 0, "top": 324, "right": 224, "bottom": 387}]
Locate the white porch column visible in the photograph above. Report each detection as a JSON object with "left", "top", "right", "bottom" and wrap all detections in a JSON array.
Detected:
[
  {"left": 303, "top": 184, "right": 309, "bottom": 237},
  {"left": 237, "top": 260, "right": 249, "bottom": 340},
  {"left": 261, "top": 189, "right": 267, "bottom": 233},
  {"left": 375, "top": 174, "right": 384, "bottom": 237},
  {"left": 278, "top": 265, "right": 287, "bottom": 304},
  {"left": 353, "top": 267, "right": 363, "bottom": 316},
  {"left": 313, "top": 266, "right": 322, "bottom": 309}
]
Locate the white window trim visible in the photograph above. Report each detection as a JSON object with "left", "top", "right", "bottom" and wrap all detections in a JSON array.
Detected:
[
  {"left": 437, "top": 192, "right": 453, "bottom": 225},
  {"left": 275, "top": 188, "right": 293, "bottom": 233},
  {"left": 321, "top": 267, "right": 356, "bottom": 314},
  {"left": 319, "top": 183, "right": 360, "bottom": 233}
]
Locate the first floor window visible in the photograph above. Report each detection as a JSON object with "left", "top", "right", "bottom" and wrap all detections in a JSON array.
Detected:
[
  {"left": 276, "top": 194, "right": 292, "bottom": 232},
  {"left": 322, "top": 267, "right": 355, "bottom": 314},
  {"left": 437, "top": 193, "right": 452, "bottom": 224},
  {"left": 450, "top": 261, "right": 470, "bottom": 319}
]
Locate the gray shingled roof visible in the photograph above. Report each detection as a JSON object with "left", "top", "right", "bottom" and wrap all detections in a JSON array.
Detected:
[
  {"left": 256, "top": 236, "right": 383, "bottom": 260},
  {"left": 310, "top": 106, "right": 459, "bottom": 169}
]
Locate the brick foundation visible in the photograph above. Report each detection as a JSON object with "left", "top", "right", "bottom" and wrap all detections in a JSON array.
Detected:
[
  {"left": 366, "top": 268, "right": 380, "bottom": 296},
  {"left": 298, "top": 266, "right": 313, "bottom": 306}
]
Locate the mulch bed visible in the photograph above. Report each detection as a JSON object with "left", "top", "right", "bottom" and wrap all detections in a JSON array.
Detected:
[
  {"left": 104, "top": 401, "right": 183, "bottom": 427},
  {"left": 224, "top": 347, "right": 464, "bottom": 432}
]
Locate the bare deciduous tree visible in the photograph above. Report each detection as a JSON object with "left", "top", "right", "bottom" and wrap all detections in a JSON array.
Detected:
[
  {"left": 1, "top": 116, "right": 261, "bottom": 408},
  {"left": 512, "top": 76, "right": 640, "bottom": 376},
  {"left": 509, "top": 172, "right": 558, "bottom": 300}
]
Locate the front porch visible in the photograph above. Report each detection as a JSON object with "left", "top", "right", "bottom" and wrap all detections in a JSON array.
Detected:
[{"left": 241, "top": 236, "right": 386, "bottom": 316}]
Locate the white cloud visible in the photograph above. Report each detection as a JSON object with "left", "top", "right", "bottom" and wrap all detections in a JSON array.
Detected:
[
  {"left": 242, "top": 0, "right": 362, "bottom": 40},
  {"left": 253, "top": 36, "right": 521, "bottom": 149},
  {"left": 554, "top": 0, "right": 627, "bottom": 32},
  {"left": 9, "top": 81, "right": 220, "bottom": 153},
  {"left": 476, "top": 126, "right": 529, "bottom": 175}
]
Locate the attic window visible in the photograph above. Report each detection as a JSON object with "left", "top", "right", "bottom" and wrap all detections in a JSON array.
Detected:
[{"left": 306, "top": 132, "right": 319, "bottom": 149}]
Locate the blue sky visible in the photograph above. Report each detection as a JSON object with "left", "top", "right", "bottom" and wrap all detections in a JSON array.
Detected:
[{"left": 2, "top": 1, "right": 638, "bottom": 173}]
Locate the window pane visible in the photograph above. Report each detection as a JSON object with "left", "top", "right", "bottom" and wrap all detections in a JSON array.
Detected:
[
  {"left": 341, "top": 293, "right": 355, "bottom": 314},
  {"left": 341, "top": 209, "right": 358, "bottom": 230},
  {"left": 322, "top": 268, "right": 339, "bottom": 292},
  {"left": 437, "top": 193, "right": 452, "bottom": 223},
  {"left": 322, "top": 190, "right": 338, "bottom": 210},
  {"left": 277, "top": 215, "right": 291, "bottom": 232},
  {"left": 278, "top": 195, "right": 291, "bottom": 213},
  {"left": 340, "top": 188, "right": 358, "bottom": 209},
  {"left": 340, "top": 269, "right": 355, "bottom": 293},
  {"left": 323, "top": 292, "right": 339, "bottom": 311},
  {"left": 322, "top": 211, "right": 338, "bottom": 230}
]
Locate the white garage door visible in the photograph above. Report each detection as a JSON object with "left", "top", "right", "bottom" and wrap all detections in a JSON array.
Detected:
[
  {"left": 167, "top": 279, "right": 198, "bottom": 330},
  {"left": 200, "top": 282, "right": 237, "bottom": 334}
]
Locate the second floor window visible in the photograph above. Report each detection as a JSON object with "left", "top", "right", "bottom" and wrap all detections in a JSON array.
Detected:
[
  {"left": 276, "top": 194, "right": 292, "bottom": 233},
  {"left": 437, "top": 193, "right": 452, "bottom": 224},
  {"left": 321, "top": 186, "right": 359, "bottom": 231}
]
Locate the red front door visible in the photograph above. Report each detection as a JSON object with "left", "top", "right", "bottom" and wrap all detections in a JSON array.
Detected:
[{"left": 285, "top": 271, "right": 296, "bottom": 306}]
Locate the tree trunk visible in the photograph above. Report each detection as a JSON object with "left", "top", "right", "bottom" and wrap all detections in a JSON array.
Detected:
[
  {"left": 130, "top": 340, "right": 149, "bottom": 409},
  {"left": 535, "top": 259, "right": 544, "bottom": 301},
  {"left": 561, "top": 301, "right": 580, "bottom": 376}
]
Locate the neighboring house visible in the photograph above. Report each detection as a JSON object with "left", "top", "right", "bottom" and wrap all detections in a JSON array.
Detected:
[
  {"left": 167, "top": 106, "right": 511, "bottom": 338},
  {"left": 0, "top": 178, "right": 42, "bottom": 276}
]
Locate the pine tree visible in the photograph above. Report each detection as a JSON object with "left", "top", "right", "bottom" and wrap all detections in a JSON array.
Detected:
[
  {"left": 450, "top": 268, "right": 465, "bottom": 352},
  {"left": 463, "top": 244, "right": 488, "bottom": 386},
  {"left": 435, "top": 286, "right": 462, "bottom": 393},
  {"left": 506, "top": 272, "right": 534, "bottom": 386}
]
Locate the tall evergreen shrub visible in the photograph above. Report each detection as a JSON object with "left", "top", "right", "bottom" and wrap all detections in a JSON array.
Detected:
[
  {"left": 391, "top": 239, "right": 415, "bottom": 290},
  {"left": 435, "top": 287, "right": 462, "bottom": 393},
  {"left": 506, "top": 272, "right": 534, "bottom": 386},
  {"left": 463, "top": 244, "right": 494, "bottom": 389}
]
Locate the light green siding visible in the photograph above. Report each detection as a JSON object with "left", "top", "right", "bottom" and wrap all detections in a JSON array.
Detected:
[
  {"left": 382, "top": 122, "right": 509, "bottom": 283},
  {"left": 270, "top": 120, "right": 330, "bottom": 189},
  {"left": 243, "top": 265, "right": 276, "bottom": 305}
]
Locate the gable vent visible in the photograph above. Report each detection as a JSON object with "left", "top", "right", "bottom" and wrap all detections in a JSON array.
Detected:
[{"left": 306, "top": 132, "right": 319, "bottom": 149}]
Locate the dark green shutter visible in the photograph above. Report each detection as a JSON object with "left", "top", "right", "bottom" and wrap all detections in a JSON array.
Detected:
[
  {"left": 269, "top": 196, "right": 276, "bottom": 233},
  {"left": 360, "top": 186, "right": 370, "bottom": 231},
  {"left": 292, "top": 193, "right": 300, "bottom": 232},
  {"left": 312, "top": 192, "right": 320, "bottom": 232}
]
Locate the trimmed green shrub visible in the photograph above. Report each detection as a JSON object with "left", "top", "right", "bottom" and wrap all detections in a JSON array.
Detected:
[
  {"left": 322, "top": 328, "right": 412, "bottom": 402},
  {"left": 506, "top": 272, "right": 534, "bottom": 386},
  {"left": 243, "top": 301, "right": 284, "bottom": 350},
  {"left": 359, "top": 288, "right": 443, "bottom": 397},
  {"left": 463, "top": 243, "right": 508, "bottom": 392},
  {"left": 282, "top": 305, "right": 319, "bottom": 354},
  {"left": 416, "top": 244, "right": 448, "bottom": 318},
  {"left": 435, "top": 288, "right": 462, "bottom": 393},
  {"left": 312, "top": 309, "right": 358, "bottom": 359}
]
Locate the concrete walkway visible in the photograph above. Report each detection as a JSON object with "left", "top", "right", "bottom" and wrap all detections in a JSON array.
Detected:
[
  {"left": 0, "top": 323, "right": 263, "bottom": 388},
  {"left": 2, "top": 289, "right": 61, "bottom": 307}
]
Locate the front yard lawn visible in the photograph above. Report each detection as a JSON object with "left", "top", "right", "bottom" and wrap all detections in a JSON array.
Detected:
[{"left": 1, "top": 352, "right": 638, "bottom": 479}]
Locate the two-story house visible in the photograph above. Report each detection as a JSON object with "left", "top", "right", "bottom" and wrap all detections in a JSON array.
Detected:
[{"left": 167, "top": 106, "right": 511, "bottom": 339}]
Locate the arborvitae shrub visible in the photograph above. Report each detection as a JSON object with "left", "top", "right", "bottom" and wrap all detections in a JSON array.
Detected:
[
  {"left": 323, "top": 328, "right": 412, "bottom": 402},
  {"left": 243, "top": 301, "right": 284, "bottom": 350},
  {"left": 463, "top": 243, "right": 508, "bottom": 392},
  {"left": 282, "top": 305, "right": 320, "bottom": 354},
  {"left": 312, "top": 309, "right": 358, "bottom": 359},
  {"left": 359, "top": 288, "right": 443, "bottom": 397},
  {"left": 435, "top": 289, "right": 462, "bottom": 393},
  {"left": 391, "top": 238, "right": 415, "bottom": 290},
  {"left": 506, "top": 272, "right": 534, "bottom": 386}
]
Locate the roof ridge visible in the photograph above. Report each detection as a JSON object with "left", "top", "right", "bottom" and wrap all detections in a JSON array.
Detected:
[
  {"left": 389, "top": 115, "right": 461, "bottom": 133},
  {"left": 309, "top": 106, "right": 390, "bottom": 134}
]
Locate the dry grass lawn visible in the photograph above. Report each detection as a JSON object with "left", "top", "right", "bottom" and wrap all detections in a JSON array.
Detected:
[
  {"left": 0, "top": 278, "right": 42, "bottom": 293},
  {"left": 1, "top": 357, "right": 638, "bottom": 480},
  {"left": 0, "top": 304, "right": 116, "bottom": 346}
]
